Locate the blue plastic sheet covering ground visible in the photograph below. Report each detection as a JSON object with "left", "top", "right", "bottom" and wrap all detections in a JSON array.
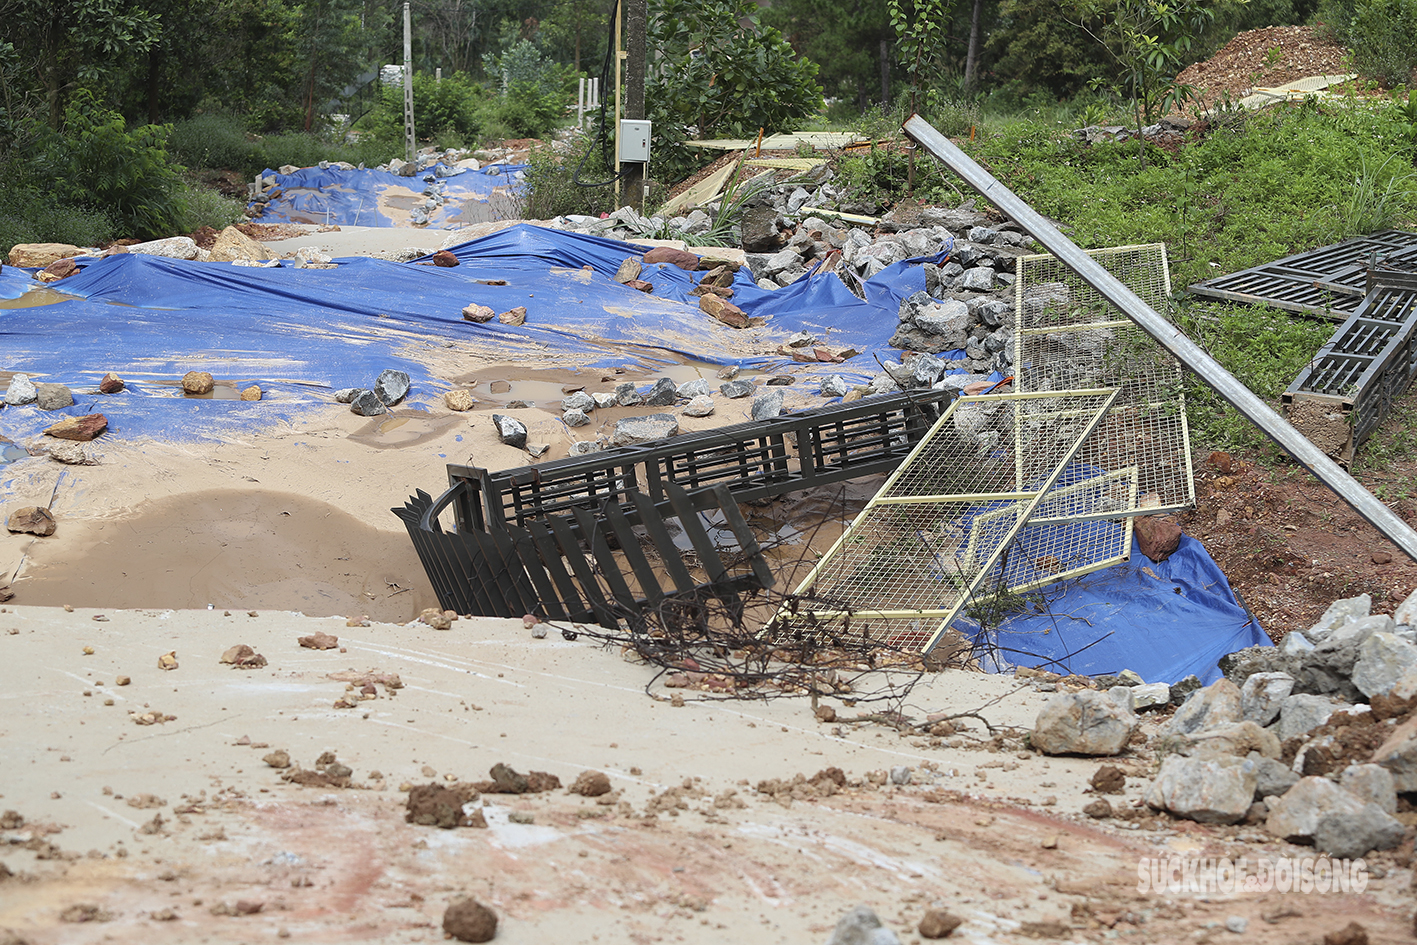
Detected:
[
  {"left": 954, "top": 534, "right": 1268, "bottom": 685},
  {"left": 0, "top": 224, "right": 957, "bottom": 444},
  {"left": 248, "top": 163, "right": 528, "bottom": 227}
]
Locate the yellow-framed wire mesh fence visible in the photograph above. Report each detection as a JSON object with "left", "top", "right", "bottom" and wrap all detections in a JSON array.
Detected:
[
  {"left": 768, "top": 388, "right": 1119, "bottom": 654},
  {"left": 1014, "top": 244, "right": 1196, "bottom": 514}
]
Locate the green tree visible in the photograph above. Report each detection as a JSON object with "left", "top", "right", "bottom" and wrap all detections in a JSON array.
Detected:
[{"left": 763, "top": 0, "right": 893, "bottom": 109}]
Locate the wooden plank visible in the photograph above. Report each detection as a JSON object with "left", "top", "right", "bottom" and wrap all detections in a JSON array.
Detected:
[{"left": 661, "top": 157, "right": 741, "bottom": 215}]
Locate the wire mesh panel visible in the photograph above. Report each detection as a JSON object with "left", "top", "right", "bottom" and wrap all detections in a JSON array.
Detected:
[
  {"left": 1014, "top": 244, "right": 1195, "bottom": 514},
  {"left": 771, "top": 389, "right": 1119, "bottom": 654}
]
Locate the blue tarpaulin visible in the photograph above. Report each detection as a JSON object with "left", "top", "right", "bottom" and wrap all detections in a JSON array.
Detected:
[
  {"left": 956, "top": 534, "right": 1268, "bottom": 685},
  {"left": 0, "top": 224, "right": 945, "bottom": 442},
  {"left": 248, "top": 163, "right": 528, "bottom": 227}
]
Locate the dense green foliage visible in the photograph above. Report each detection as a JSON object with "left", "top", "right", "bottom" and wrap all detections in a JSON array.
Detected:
[{"left": 1319, "top": 0, "right": 1417, "bottom": 87}]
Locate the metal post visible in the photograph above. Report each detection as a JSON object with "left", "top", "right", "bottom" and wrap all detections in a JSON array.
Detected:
[
  {"left": 903, "top": 113, "right": 1417, "bottom": 562},
  {"left": 613, "top": 0, "right": 623, "bottom": 205},
  {"left": 402, "top": 2, "right": 415, "bottom": 164}
]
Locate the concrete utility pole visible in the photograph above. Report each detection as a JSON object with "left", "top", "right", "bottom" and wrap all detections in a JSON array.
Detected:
[
  {"left": 623, "top": 0, "right": 647, "bottom": 208},
  {"left": 403, "top": 2, "right": 415, "bottom": 163}
]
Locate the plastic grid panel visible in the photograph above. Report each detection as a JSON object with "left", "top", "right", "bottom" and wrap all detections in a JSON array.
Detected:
[
  {"left": 1014, "top": 244, "right": 1195, "bottom": 515},
  {"left": 773, "top": 389, "right": 1118, "bottom": 653}
]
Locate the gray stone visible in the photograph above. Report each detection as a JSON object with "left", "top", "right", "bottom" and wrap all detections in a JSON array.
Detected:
[
  {"left": 332, "top": 387, "right": 361, "bottom": 403},
  {"left": 740, "top": 204, "right": 784, "bottom": 253},
  {"left": 1241, "top": 672, "right": 1294, "bottom": 727},
  {"left": 765, "top": 248, "right": 801, "bottom": 275},
  {"left": 1313, "top": 806, "right": 1405, "bottom": 859},
  {"left": 1276, "top": 694, "right": 1343, "bottom": 742},
  {"left": 1353, "top": 632, "right": 1417, "bottom": 697},
  {"left": 613, "top": 382, "right": 643, "bottom": 407},
  {"left": 1144, "top": 754, "right": 1257, "bottom": 825},
  {"left": 911, "top": 354, "right": 947, "bottom": 387},
  {"left": 1117, "top": 669, "right": 1145, "bottom": 686},
  {"left": 977, "top": 300, "right": 1010, "bottom": 328},
  {"left": 611, "top": 413, "right": 678, "bottom": 446},
  {"left": 373, "top": 369, "right": 410, "bottom": 406},
  {"left": 785, "top": 330, "right": 817, "bottom": 348},
  {"left": 562, "top": 391, "right": 595, "bottom": 412},
  {"left": 592, "top": 391, "right": 618, "bottom": 409},
  {"left": 1341, "top": 764, "right": 1397, "bottom": 814},
  {"left": 1279, "top": 631, "right": 1315, "bottom": 655},
  {"left": 1131, "top": 682, "right": 1171, "bottom": 709},
  {"left": 1161, "top": 679, "right": 1242, "bottom": 738},
  {"left": 527, "top": 443, "right": 550, "bottom": 458},
  {"left": 913, "top": 299, "right": 970, "bottom": 337},
  {"left": 1225, "top": 916, "right": 1248, "bottom": 935},
  {"left": 775, "top": 266, "right": 806, "bottom": 287},
  {"left": 958, "top": 267, "right": 996, "bottom": 292},
  {"left": 1372, "top": 716, "right": 1417, "bottom": 791},
  {"left": 569, "top": 440, "right": 603, "bottom": 456},
  {"left": 967, "top": 225, "right": 998, "bottom": 244},
  {"left": 492, "top": 413, "right": 527, "bottom": 448},
  {"left": 1031, "top": 689, "right": 1137, "bottom": 756},
  {"left": 1246, "top": 752, "right": 1300, "bottom": 799},
  {"left": 1182, "top": 720, "right": 1282, "bottom": 760},
  {"left": 1266, "top": 776, "right": 1366, "bottom": 842},
  {"left": 1394, "top": 586, "right": 1417, "bottom": 627},
  {"left": 720, "top": 380, "right": 754, "bottom": 399},
  {"left": 644, "top": 377, "right": 678, "bottom": 407},
  {"left": 820, "top": 375, "right": 850, "bottom": 397},
  {"left": 1106, "top": 685, "right": 1135, "bottom": 714},
  {"left": 1308, "top": 594, "right": 1372, "bottom": 640},
  {"left": 563, "top": 407, "right": 590, "bottom": 427},
  {"left": 34, "top": 383, "right": 73, "bottom": 411},
  {"left": 349, "top": 389, "right": 387, "bottom": 416},
  {"left": 785, "top": 187, "right": 811, "bottom": 214},
  {"left": 752, "top": 389, "right": 785, "bottom": 420},
  {"left": 48, "top": 441, "right": 96, "bottom": 465},
  {"left": 677, "top": 378, "right": 712, "bottom": 398},
  {"left": 889, "top": 766, "right": 911, "bottom": 785},
  {"left": 128, "top": 235, "right": 199, "bottom": 260},
  {"left": 1170, "top": 674, "right": 1202, "bottom": 706},
  {"left": 824, "top": 904, "right": 901, "bottom": 945},
  {"left": 4, "top": 374, "right": 36, "bottom": 406},
  {"left": 682, "top": 395, "right": 715, "bottom": 417}
]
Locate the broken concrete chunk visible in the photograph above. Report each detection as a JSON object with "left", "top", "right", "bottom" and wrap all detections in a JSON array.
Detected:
[
  {"left": 1277, "top": 693, "right": 1344, "bottom": 742},
  {"left": 1352, "top": 632, "right": 1417, "bottom": 698},
  {"left": 1240, "top": 672, "right": 1294, "bottom": 726},
  {"left": 611, "top": 414, "right": 678, "bottom": 446},
  {"left": 1161, "top": 678, "right": 1241, "bottom": 738}
]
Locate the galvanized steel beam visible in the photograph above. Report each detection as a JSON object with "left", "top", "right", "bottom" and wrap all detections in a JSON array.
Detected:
[{"left": 903, "top": 113, "right": 1417, "bottom": 562}]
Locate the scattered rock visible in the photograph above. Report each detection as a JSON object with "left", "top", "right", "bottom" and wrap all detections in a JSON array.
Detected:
[
  {"left": 3, "top": 374, "right": 36, "bottom": 406},
  {"left": 562, "top": 391, "right": 595, "bottom": 412},
  {"left": 1161, "top": 679, "right": 1242, "bottom": 737},
  {"left": 445, "top": 389, "right": 476, "bottom": 411},
  {"left": 1090, "top": 765, "right": 1126, "bottom": 794},
  {"left": 219, "top": 644, "right": 267, "bottom": 669},
  {"left": 44, "top": 414, "right": 107, "bottom": 441},
  {"left": 1340, "top": 763, "right": 1397, "bottom": 814},
  {"left": 825, "top": 904, "right": 901, "bottom": 945},
  {"left": 1083, "top": 798, "right": 1112, "bottom": 818},
  {"left": 1323, "top": 922, "right": 1369, "bottom": 945},
  {"left": 614, "top": 258, "right": 642, "bottom": 283},
  {"left": 47, "top": 441, "right": 95, "bottom": 465},
  {"left": 1352, "top": 632, "right": 1417, "bottom": 697},
  {"left": 442, "top": 898, "right": 497, "bottom": 943},
  {"left": 497, "top": 306, "right": 526, "bottom": 326},
  {"left": 1277, "top": 693, "right": 1342, "bottom": 742},
  {"left": 644, "top": 377, "right": 678, "bottom": 406},
  {"left": 1134, "top": 514, "right": 1181, "bottom": 562},
  {"left": 751, "top": 388, "right": 785, "bottom": 420},
  {"left": 431, "top": 250, "right": 459, "bottom": 267},
  {"left": 406, "top": 784, "right": 477, "bottom": 828},
  {"left": 129, "top": 236, "right": 199, "bottom": 260},
  {"left": 720, "top": 379, "right": 754, "bottom": 398},
  {"left": 699, "top": 293, "right": 749, "bottom": 328},
  {"left": 462, "top": 303, "right": 496, "bottom": 323},
  {"left": 298, "top": 631, "right": 339, "bottom": 649},
  {"left": 182, "top": 371, "right": 215, "bottom": 395},
  {"left": 1265, "top": 776, "right": 1400, "bottom": 855},
  {"left": 1144, "top": 754, "right": 1257, "bottom": 824},
  {"left": 643, "top": 247, "right": 701, "bottom": 270},
  {"left": 611, "top": 413, "right": 678, "bottom": 446},
  {"left": 209, "top": 226, "right": 271, "bottom": 263},
  {"left": 918, "top": 908, "right": 962, "bottom": 939},
  {"left": 157, "top": 651, "right": 178, "bottom": 670},
  {"left": 7, "top": 243, "right": 83, "bottom": 268},
  {"left": 240, "top": 386, "right": 261, "bottom": 401},
  {"left": 418, "top": 607, "right": 453, "bottom": 630},
  {"left": 492, "top": 414, "right": 528, "bottom": 449},
  {"left": 569, "top": 770, "right": 612, "bottom": 797},
  {"left": 1131, "top": 682, "right": 1171, "bottom": 709},
  {"left": 373, "top": 369, "right": 410, "bottom": 406},
  {"left": 1031, "top": 689, "right": 1137, "bottom": 756},
  {"left": 349, "top": 390, "right": 386, "bottom": 416},
  {"left": 6, "top": 507, "right": 55, "bottom": 537},
  {"left": 1241, "top": 672, "right": 1294, "bottom": 726},
  {"left": 34, "top": 384, "right": 73, "bottom": 411},
  {"left": 682, "top": 394, "right": 715, "bottom": 417}
]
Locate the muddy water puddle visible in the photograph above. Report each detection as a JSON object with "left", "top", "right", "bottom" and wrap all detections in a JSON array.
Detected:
[
  {"left": 0, "top": 442, "right": 28, "bottom": 465},
  {"left": 0, "top": 287, "right": 83, "bottom": 308},
  {"left": 151, "top": 379, "right": 247, "bottom": 399},
  {"left": 451, "top": 358, "right": 765, "bottom": 410},
  {"left": 348, "top": 410, "right": 463, "bottom": 449}
]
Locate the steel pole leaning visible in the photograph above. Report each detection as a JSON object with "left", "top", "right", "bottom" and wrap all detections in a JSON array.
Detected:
[{"left": 902, "top": 113, "right": 1417, "bottom": 563}]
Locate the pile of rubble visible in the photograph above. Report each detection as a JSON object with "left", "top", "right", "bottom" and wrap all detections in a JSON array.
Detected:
[{"left": 1029, "top": 590, "right": 1417, "bottom": 860}]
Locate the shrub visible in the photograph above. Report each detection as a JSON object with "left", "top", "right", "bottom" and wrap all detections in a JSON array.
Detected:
[
  {"left": 174, "top": 182, "right": 246, "bottom": 232},
  {"left": 0, "top": 185, "right": 115, "bottom": 251},
  {"left": 521, "top": 132, "right": 618, "bottom": 219},
  {"left": 40, "top": 91, "right": 187, "bottom": 239},
  {"left": 1348, "top": 0, "right": 1417, "bottom": 87},
  {"left": 168, "top": 113, "right": 261, "bottom": 175}
]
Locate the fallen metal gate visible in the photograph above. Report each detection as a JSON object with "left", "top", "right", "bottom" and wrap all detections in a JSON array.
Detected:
[
  {"left": 394, "top": 480, "right": 773, "bottom": 628},
  {"left": 1186, "top": 230, "right": 1417, "bottom": 320},
  {"left": 1283, "top": 281, "right": 1417, "bottom": 465},
  {"left": 441, "top": 388, "right": 954, "bottom": 533}
]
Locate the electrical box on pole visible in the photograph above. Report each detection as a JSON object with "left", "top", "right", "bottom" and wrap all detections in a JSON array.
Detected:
[{"left": 618, "top": 120, "right": 651, "bottom": 162}]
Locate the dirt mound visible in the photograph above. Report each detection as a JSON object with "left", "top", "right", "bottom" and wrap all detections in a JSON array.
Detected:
[{"left": 1177, "top": 25, "right": 1351, "bottom": 106}]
